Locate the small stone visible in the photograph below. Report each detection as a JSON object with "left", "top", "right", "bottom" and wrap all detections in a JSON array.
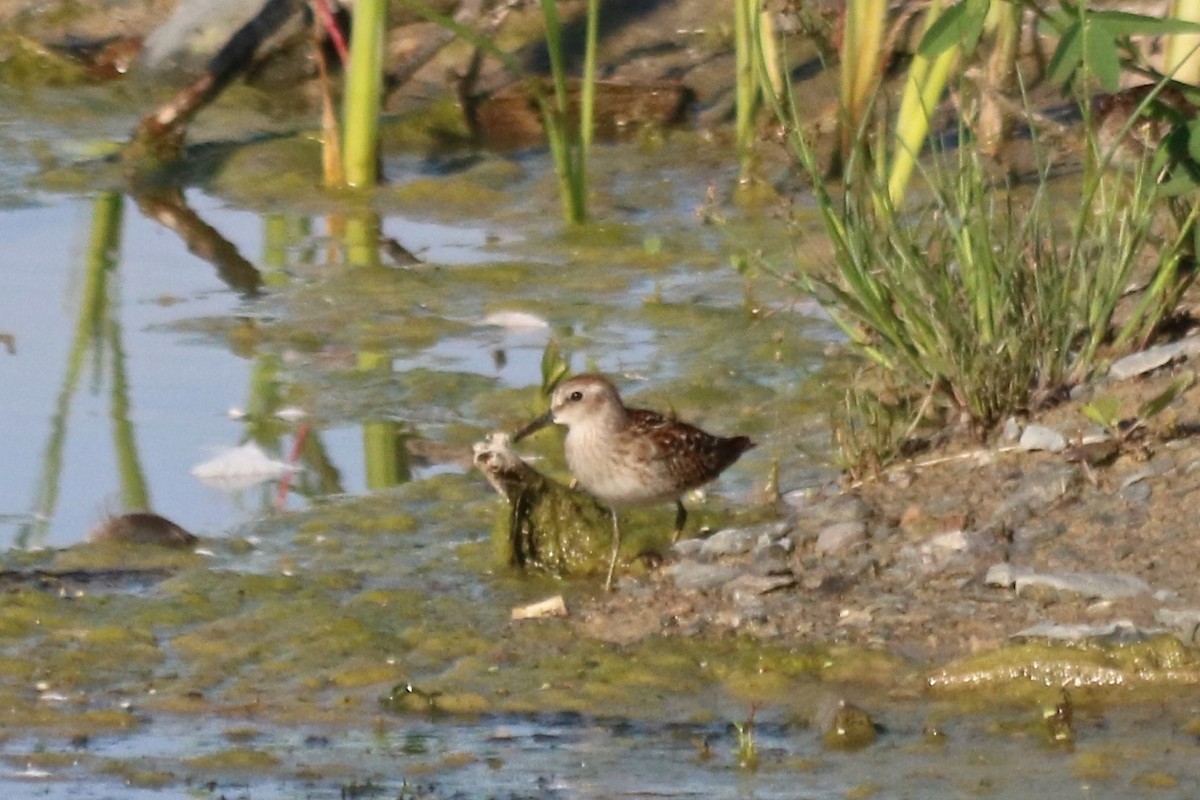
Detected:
[
  {"left": 751, "top": 548, "right": 792, "bottom": 572},
  {"left": 816, "top": 521, "right": 868, "bottom": 556},
  {"left": 1119, "top": 469, "right": 1153, "bottom": 489},
  {"left": 664, "top": 562, "right": 740, "bottom": 591},
  {"left": 698, "top": 527, "right": 759, "bottom": 559},
  {"left": 988, "top": 464, "right": 1077, "bottom": 527},
  {"left": 781, "top": 487, "right": 817, "bottom": 513},
  {"left": 1154, "top": 608, "right": 1200, "bottom": 643},
  {"left": 1018, "top": 424, "right": 1067, "bottom": 453},
  {"left": 1013, "top": 570, "right": 1152, "bottom": 601},
  {"left": 1011, "top": 620, "right": 1157, "bottom": 644},
  {"left": 818, "top": 699, "right": 878, "bottom": 751},
  {"left": 705, "top": 520, "right": 792, "bottom": 556},
  {"left": 672, "top": 538, "right": 704, "bottom": 558},
  {"left": 1012, "top": 519, "right": 1067, "bottom": 547},
  {"left": 1117, "top": 481, "right": 1152, "bottom": 504},
  {"left": 753, "top": 537, "right": 794, "bottom": 561},
  {"left": 984, "top": 562, "right": 1020, "bottom": 588},
  {"left": 929, "top": 530, "right": 971, "bottom": 553},
  {"left": 870, "top": 524, "right": 897, "bottom": 541},
  {"left": 898, "top": 504, "right": 925, "bottom": 531},
  {"left": 88, "top": 512, "right": 197, "bottom": 549},
  {"left": 1108, "top": 335, "right": 1200, "bottom": 380},
  {"left": 806, "top": 495, "right": 872, "bottom": 527},
  {"left": 722, "top": 573, "right": 796, "bottom": 598}
]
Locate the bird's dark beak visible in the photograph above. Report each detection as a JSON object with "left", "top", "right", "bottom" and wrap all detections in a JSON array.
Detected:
[{"left": 513, "top": 409, "right": 554, "bottom": 442}]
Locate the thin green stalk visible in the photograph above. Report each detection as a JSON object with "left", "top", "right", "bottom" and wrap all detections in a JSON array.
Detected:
[
  {"left": 538, "top": 0, "right": 596, "bottom": 224},
  {"left": 580, "top": 0, "right": 599, "bottom": 157},
  {"left": 734, "top": 0, "right": 756, "bottom": 170},
  {"left": 342, "top": 0, "right": 386, "bottom": 188},
  {"left": 539, "top": 0, "right": 570, "bottom": 130}
]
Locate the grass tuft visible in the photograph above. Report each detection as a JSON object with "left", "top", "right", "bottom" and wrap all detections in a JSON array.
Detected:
[{"left": 767, "top": 78, "right": 1198, "bottom": 462}]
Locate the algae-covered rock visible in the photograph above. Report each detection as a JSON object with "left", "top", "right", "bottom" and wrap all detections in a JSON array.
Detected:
[
  {"left": 473, "top": 432, "right": 613, "bottom": 578},
  {"left": 927, "top": 636, "right": 1200, "bottom": 695}
]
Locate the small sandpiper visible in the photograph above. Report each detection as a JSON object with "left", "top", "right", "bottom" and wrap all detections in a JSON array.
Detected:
[{"left": 513, "top": 373, "right": 756, "bottom": 591}]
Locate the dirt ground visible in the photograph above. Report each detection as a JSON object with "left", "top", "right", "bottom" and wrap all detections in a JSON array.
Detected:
[{"left": 575, "top": 356, "right": 1200, "bottom": 669}]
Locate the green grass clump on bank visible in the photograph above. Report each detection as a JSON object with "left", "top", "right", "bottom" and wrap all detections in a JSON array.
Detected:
[{"left": 769, "top": 90, "right": 1197, "bottom": 472}]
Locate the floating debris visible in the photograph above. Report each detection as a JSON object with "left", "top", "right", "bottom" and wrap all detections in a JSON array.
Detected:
[
  {"left": 192, "top": 442, "right": 294, "bottom": 491},
  {"left": 481, "top": 311, "right": 550, "bottom": 331},
  {"left": 511, "top": 595, "right": 568, "bottom": 621}
]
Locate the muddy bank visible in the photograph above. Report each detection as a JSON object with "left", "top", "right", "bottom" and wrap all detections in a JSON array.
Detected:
[{"left": 571, "top": 357, "right": 1200, "bottom": 689}]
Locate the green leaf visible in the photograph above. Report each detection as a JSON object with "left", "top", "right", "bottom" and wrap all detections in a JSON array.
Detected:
[
  {"left": 1047, "top": 22, "right": 1083, "bottom": 86},
  {"left": 1084, "top": 20, "right": 1121, "bottom": 93},
  {"left": 1187, "top": 118, "right": 1200, "bottom": 165},
  {"left": 918, "top": 0, "right": 989, "bottom": 58},
  {"left": 1080, "top": 395, "right": 1121, "bottom": 429},
  {"left": 1136, "top": 370, "right": 1195, "bottom": 422},
  {"left": 539, "top": 340, "right": 570, "bottom": 395},
  {"left": 1157, "top": 167, "right": 1199, "bottom": 198},
  {"left": 1086, "top": 10, "right": 1200, "bottom": 37}
]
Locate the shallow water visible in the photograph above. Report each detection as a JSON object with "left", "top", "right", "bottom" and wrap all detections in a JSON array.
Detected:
[
  {"left": 5, "top": 702, "right": 1200, "bottom": 800},
  {"left": 4, "top": 88, "right": 1200, "bottom": 799},
  {"left": 1, "top": 134, "right": 835, "bottom": 550}
]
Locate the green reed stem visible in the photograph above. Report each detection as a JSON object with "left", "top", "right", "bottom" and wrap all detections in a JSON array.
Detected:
[
  {"left": 342, "top": 0, "right": 386, "bottom": 188},
  {"left": 538, "top": 0, "right": 597, "bottom": 224}
]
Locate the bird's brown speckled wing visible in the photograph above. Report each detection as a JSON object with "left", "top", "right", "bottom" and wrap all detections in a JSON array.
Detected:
[{"left": 626, "top": 408, "right": 755, "bottom": 491}]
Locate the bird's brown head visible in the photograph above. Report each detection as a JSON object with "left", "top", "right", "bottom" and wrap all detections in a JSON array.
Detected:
[{"left": 512, "top": 374, "right": 626, "bottom": 440}]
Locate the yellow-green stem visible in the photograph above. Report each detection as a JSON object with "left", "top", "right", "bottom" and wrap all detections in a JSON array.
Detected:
[
  {"left": 735, "top": 0, "right": 757, "bottom": 167},
  {"left": 840, "top": 0, "right": 887, "bottom": 159},
  {"left": 888, "top": 0, "right": 958, "bottom": 206},
  {"left": 342, "top": 0, "right": 387, "bottom": 188},
  {"left": 1165, "top": 0, "right": 1200, "bottom": 86}
]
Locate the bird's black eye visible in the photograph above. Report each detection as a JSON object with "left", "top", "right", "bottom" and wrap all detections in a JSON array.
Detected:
[{"left": 569, "top": 390, "right": 584, "bottom": 402}]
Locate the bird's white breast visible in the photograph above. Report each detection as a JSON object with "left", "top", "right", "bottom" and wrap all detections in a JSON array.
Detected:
[{"left": 563, "top": 425, "right": 672, "bottom": 507}]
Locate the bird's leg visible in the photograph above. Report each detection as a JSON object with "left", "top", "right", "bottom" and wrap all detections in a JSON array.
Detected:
[
  {"left": 671, "top": 500, "right": 688, "bottom": 543},
  {"left": 604, "top": 507, "right": 621, "bottom": 592}
]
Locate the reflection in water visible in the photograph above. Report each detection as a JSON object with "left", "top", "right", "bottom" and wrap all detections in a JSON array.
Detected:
[
  {"left": 19, "top": 192, "right": 150, "bottom": 548},
  {"left": 345, "top": 210, "right": 412, "bottom": 490},
  {"left": 106, "top": 276, "right": 150, "bottom": 512},
  {"left": 133, "top": 188, "right": 264, "bottom": 296},
  {"left": 240, "top": 354, "right": 344, "bottom": 504},
  {"left": 262, "top": 213, "right": 314, "bottom": 287}
]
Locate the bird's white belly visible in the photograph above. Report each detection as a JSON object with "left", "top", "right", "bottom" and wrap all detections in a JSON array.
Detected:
[{"left": 563, "top": 429, "right": 672, "bottom": 507}]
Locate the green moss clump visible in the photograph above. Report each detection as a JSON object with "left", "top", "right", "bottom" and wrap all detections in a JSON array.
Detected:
[{"left": 928, "top": 637, "right": 1200, "bottom": 699}]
